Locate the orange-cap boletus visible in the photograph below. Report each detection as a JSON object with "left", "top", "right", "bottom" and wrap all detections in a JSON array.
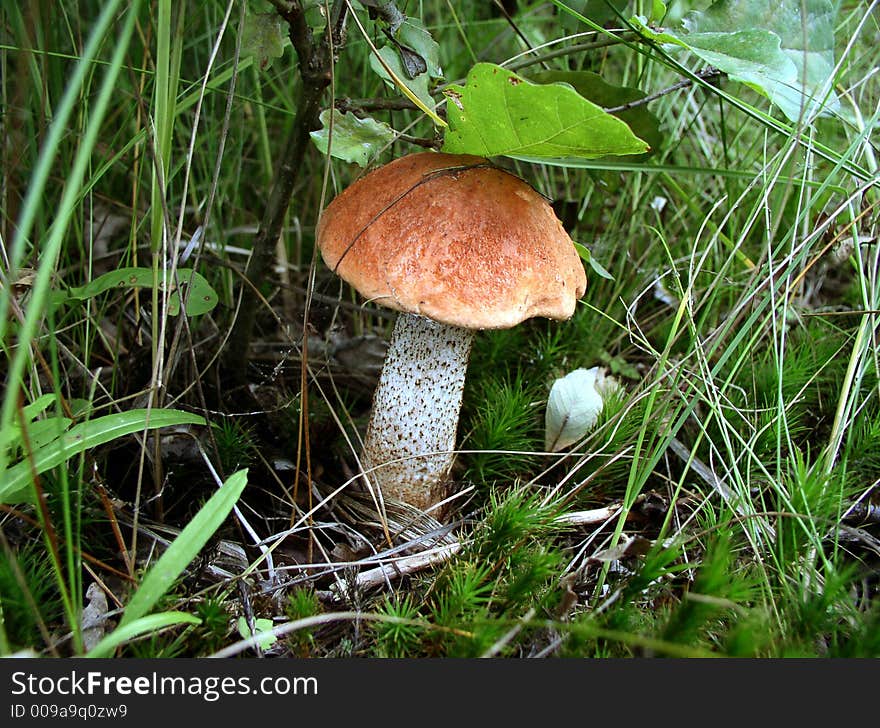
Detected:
[{"left": 317, "top": 152, "right": 586, "bottom": 513}]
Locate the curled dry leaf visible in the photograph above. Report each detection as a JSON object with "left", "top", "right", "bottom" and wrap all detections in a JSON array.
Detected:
[
  {"left": 590, "top": 535, "right": 654, "bottom": 563},
  {"left": 81, "top": 582, "right": 110, "bottom": 652},
  {"left": 545, "top": 366, "right": 620, "bottom": 452}
]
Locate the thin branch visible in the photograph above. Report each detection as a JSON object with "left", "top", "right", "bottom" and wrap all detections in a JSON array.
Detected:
[
  {"left": 223, "top": 1, "right": 347, "bottom": 389},
  {"left": 328, "top": 541, "right": 462, "bottom": 600},
  {"left": 604, "top": 67, "right": 723, "bottom": 114},
  {"left": 335, "top": 96, "right": 419, "bottom": 114},
  {"left": 505, "top": 37, "right": 627, "bottom": 73}
]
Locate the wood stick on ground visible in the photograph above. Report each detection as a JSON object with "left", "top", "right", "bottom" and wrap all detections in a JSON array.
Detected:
[{"left": 329, "top": 541, "right": 462, "bottom": 600}]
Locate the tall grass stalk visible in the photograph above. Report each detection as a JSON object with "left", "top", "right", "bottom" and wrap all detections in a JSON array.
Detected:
[
  {"left": 1, "top": 0, "right": 140, "bottom": 653},
  {"left": 135, "top": 0, "right": 183, "bottom": 541},
  {"left": 823, "top": 102, "right": 880, "bottom": 476},
  {"left": 0, "top": 1, "right": 125, "bottom": 472}
]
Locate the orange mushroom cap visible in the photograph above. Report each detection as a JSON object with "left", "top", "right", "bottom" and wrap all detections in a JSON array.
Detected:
[{"left": 316, "top": 152, "right": 587, "bottom": 330}]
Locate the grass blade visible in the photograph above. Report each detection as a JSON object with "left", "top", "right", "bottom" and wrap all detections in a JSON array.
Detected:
[
  {"left": 1, "top": 409, "right": 206, "bottom": 504},
  {"left": 84, "top": 612, "right": 201, "bottom": 658},
  {"left": 118, "top": 469, "right": 248, "bottom": 629}
]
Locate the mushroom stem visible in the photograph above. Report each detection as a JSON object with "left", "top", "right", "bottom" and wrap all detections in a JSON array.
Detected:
[{"left": 361, "top": 313, "right": 475, "bottom": 511}]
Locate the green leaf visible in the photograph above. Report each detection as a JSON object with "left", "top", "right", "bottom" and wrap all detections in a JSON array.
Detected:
[
  {"left": 53, "top": 267, "right": 218, "bottom": 317},
  {"left": 574, "top": 242, "right": 614, "bottom": 280},
  {"left": 237, "top": 616, "right": 277, "bottom": 649},
  {"left": 528, "top": 70, "right": 664, "bottom": 156},
  {"left": 241, "top": 11, "right": 286, "bottom": 69},
  {"left": 368, "top": 3, "right": 441, "bottom": 79},
  {"left": 392, "top": 17, "right": 442, "bottom": 80},
  {"left": 2, "top": 396, "right": 71, "bottom": 458},
  {"left": 22, "top": 394, "right": 58, "bottom": 422},
  {"left": 1, "top": 420, "right": 68, "bottom": 462},
  {"left": 119, "top": 469, "right": 248, "bottom": 628},
  {"left": 633, "top": 0, "right": 839, "bottom": 122},
  {"left": 441, "top": 63, "right": 649, "bottom": 159},
  {"left": 310, "top": 108, "right": 397, "bottom": 167},
  {"left": 0, "top": 408, "right": 207, "bottom": 504},
  {"left": 369, "top": 45, "right": 435, "bottom": 111},
  {"left": 68, "top": 398, "right": 94, "bottom": 418},
  {"left": 24, "top": 417, "right": 72, "bottom": 451},
  {"left": 85, "top": 612, "right": 201, "bottom": 658}
]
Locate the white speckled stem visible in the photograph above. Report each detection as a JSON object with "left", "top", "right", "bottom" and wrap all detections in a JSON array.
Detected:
[{"left": 361, "top": 314, "right": 475, "bottom": 511}]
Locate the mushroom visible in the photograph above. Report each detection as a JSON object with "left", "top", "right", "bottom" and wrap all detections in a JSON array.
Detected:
[{"left": 316, "top": 152, "right": 586, "bottom": 513}]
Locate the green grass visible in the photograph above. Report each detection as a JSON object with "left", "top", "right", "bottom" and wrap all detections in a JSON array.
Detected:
[{"left": 1, "top": 0, "right": 878, "bottom": 658}]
